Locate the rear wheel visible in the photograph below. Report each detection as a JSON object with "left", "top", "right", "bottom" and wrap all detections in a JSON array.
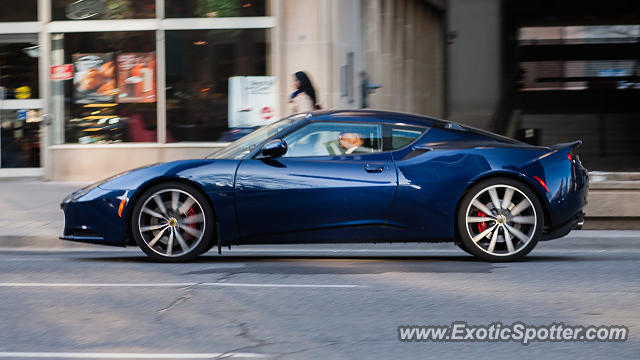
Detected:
[
  {"left": 131, "top": 182, "right": 214, "bottom": 262},
  {"left": 457, "top": 178, "right": 543, "bottom": 261}
]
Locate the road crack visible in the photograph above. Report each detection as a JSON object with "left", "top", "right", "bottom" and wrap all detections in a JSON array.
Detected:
[
  {"left": 213, "top": 320, "right": 275, "bottom": 359},
  {"left": 156, "top": 283, "right": 197, "bottom": 314}
]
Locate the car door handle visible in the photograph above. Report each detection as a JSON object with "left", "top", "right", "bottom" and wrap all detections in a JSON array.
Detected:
[{"left": 364, "top": 164, "right": 384, "bottom": 173}]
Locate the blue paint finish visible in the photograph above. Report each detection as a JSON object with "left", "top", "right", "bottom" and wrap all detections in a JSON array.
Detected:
[
  {"left": 98, "top": 159, "right": 242, "bottom": 245},
  {"left": 60, "top": 187, "right": 128, "bottom": 246},
  {"left": 235, "top": 152, "right": 397, "bottom": 240},
  {"left": 60, "top": 110, "right": 588, "bottom": 248},
  {"left": 537, "top": 146, "right": 588, "bottom": 227},
  {"left": 388, "top": 140, "right": 551, "bottom": 238},
  {"left": 177, "top": 160, "right": 240, "bottom": 245}
]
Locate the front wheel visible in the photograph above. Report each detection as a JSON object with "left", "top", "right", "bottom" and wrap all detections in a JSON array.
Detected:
[
  {"left": 457, "top": 178, "right": 544, "bottom": 261},
  {"left": 456, "top": 242, "right": 474, "bottom": 256},
  {"left": 131, "top": 182, "right": 215, "bottom": 262}
]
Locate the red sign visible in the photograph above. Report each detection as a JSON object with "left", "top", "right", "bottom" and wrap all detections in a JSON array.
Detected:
[
  {"left": 50, "top": 64, "right": 74, "bottom": 81},
  {"left": 261, "top": 106, "right": 274, "bottom": 121}
]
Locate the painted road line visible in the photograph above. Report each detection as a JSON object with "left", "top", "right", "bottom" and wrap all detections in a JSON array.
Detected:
[
  {"left": 0, "top": 352, "right": 265, "bottom": 359},
  {"left": 0, "top": 247, "right": 141, "bottom": 252},
  {"left": 1, "top": 247, "right": 639, "bottom": 254},
  {"left": 198, "top": 282, "right": 362, "bottom": 288},
  {"left": 0, "top": 282, "right": 363, "bottom": 289},
  {"left": 220, "top": 248, "right": 640, "bottom": 253}
]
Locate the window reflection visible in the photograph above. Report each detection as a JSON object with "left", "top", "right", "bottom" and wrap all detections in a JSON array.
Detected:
[
  {"left": 165, "top": 29, "right": 267, "bottom": 142},
  {"left": 283, "top": 122, "right": 384, "bottom": 157},
  {"left": 0, "top": 1, "right": 38, "bottom": 21},
  {"left": 165, "top": 0, "right": 267, "bottom": 18},
  {"left": 210, "top": 118, "right": 295, "bottom": 159},
  {"left": 0, "top": 35, "right": 39, "bottom": 100},
  {"left": 52, "top": 31, "right": 157, "bottom": 144},
  {"left": 52, "top": 0, "right": 155, "bottom": 21},
  {"left": 1, "top": 110, "right": 40, "bottom": 168}
]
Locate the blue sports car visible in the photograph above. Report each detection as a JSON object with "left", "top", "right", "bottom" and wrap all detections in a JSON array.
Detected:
[{"left": 61, "top": 110, "right": 588, "bottom": 262}]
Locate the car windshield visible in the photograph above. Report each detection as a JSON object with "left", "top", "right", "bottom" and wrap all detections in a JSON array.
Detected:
[{"left": 208, "top": 118, "right": 298, "bottom": 159}]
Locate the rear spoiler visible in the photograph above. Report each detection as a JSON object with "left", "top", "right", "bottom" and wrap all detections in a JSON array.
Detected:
[
  {"left": 550, "top": 140, "right": 582, "bottom": 151},
  {"left": 544, "top": 140, "right": 582, "bottom": 163}
]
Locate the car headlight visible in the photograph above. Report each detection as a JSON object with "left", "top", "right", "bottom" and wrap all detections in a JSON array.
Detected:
[{"left": 63, "top": 171, "right": 130, "bottom": 203}]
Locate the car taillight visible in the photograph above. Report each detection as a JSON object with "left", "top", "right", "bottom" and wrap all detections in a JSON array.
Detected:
[{"left": 568, "top": 153, "right": 572, "bottom": 162}]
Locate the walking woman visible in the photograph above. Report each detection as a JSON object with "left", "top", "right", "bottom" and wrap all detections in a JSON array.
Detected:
[{"left": 290, "top": 71, "right": 319, "bottom": 114}]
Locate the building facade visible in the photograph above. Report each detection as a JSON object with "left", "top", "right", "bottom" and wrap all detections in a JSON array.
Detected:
[
  {"left": 0, "top": 0, "right": 445, "bottom": 181},
  {"left": 1, "top": 0, "right": 638, "bottom": 181},
  {"left": 446, "top": 0, "right": 640, "bottom": 171}
]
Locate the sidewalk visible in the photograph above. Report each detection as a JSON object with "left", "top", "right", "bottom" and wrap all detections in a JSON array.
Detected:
[
  {"left": 586, "top": 172, "right": 640, "bottom": 230},
  {"left": 0, "top": 179, "right": 88, "bottom": 246}
]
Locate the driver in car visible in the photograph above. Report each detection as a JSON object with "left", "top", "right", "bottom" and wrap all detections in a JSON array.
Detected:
[{"left": 338, "top": 132, "right": 373, "bottom": 154}]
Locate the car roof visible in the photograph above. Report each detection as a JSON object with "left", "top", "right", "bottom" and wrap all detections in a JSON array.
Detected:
[
  {"left": 301, "top": 109, "right": 449, "bottom": 128},
  {"left": 298, "top": 109, "right": 525, "bottom": 145}
]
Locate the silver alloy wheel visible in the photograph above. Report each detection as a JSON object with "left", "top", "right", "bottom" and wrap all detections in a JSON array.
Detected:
[
  {"left": 464, "top": 184, "right": 537, "bottom": 257},
  {"left": 137, "top": 189, "right": 206, "bottom": 257}
]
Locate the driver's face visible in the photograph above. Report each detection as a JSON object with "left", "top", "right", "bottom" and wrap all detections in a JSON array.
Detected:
[{"left": 338, "top": 132, "right": 362, "bottom": 150}]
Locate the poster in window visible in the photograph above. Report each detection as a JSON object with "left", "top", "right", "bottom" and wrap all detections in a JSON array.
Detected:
[
  {"left": 73, "top": 53, "right": 116, "bottom": 104},
  {"left": 116, "top": 52, "right": 156, "bottom": 103}
]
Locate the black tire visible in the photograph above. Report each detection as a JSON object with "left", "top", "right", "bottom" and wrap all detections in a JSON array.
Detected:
[
  {"left": 200, "top": 240, "right": 218, "bottom": 255},
  {"left": 456, "top": 242, "right": 475, "bottom": 256},
  {"left": 457, "top": 177, "right": 544, "bottom": 262},
  {"left": 131, "top": 182, "right": 215, "bottom": 262}
]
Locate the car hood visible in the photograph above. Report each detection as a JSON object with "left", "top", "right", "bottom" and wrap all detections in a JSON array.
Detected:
[{"left": 97, "top": 159, "right": 232, "bottom": 191}]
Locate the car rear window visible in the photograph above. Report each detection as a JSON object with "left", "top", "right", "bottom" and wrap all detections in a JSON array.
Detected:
[{"left": 383, "top": 125, "right": 428, "bottom": 151}]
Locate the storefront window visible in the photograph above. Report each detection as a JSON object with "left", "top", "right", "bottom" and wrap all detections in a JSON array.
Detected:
[
  {"left": 165, "top": 29, "right": 267, "bottom": 142},
  {"left": 0, "top": 1, "right": 38, "bottom": 21},
  {"left": 52, "top": 0, "right": 155, "bottom": 21},
  {"left": 1, "top": 109, "right": 40, "bottom": 168},
  {"left": 165, "top": 0, "right": 267, "bottom": 18},
  {"left": 52, "top": 31, "right": 157, "bottom": 144},
  {"left": 0, "top": 34, "right": 40, "bottom": 100}
]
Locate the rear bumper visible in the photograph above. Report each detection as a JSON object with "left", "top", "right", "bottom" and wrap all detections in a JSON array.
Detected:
[
  {"left": 543, "top": 153, "right": 589, "bottom": 236},
  {"left": 542, "top": 211, "right": 585, "bottom": 241}
]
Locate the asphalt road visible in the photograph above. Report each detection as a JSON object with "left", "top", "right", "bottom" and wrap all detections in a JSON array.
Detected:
[{"left": 0, "top": 232, "right": 639, "bottom": 359}]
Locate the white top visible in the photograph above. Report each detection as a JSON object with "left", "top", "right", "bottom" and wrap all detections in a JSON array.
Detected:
[
  {"left": 290, "top": 92, "right": 315, "bottom": 114},
  {"left": 345, "top": 146, "right": 373, "bottom": 154},
  {"left": 345, "top": 146, "right": 359, "bottom": 155}
]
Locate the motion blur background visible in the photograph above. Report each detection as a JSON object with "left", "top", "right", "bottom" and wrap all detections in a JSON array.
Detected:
[{"left": 0, "top": 0, "right": 638, "bottom": 181}]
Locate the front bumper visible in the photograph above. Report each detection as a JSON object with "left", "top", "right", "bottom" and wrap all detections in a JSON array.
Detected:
[{"left": 60, "top": 187, "right": 131, "bottom": 247}]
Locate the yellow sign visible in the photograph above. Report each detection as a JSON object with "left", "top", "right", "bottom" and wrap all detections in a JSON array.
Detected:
[{"left": 15, "top": 86, "right": 32, "bottom": 99}]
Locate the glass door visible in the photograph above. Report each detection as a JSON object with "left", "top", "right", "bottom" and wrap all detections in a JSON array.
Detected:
[{"left": 0, "top": 33, "right": 42, "bottom": 168}]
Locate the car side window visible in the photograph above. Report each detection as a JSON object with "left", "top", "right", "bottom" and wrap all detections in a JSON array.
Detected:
[
  {"left": 282, "top": 122, "right": 383, "bottom": 158},
  {"left": 382, "top": 125, "right": 428, "bottom": 151}
]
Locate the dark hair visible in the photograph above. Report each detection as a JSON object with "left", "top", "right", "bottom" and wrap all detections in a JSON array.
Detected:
[{"left": 294, "top": 71, "right": 317, "bottom": 106}]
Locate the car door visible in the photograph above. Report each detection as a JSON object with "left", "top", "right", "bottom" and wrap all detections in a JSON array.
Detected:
[{"left": 234, "top": 121, "right": 398, "bottom": 239}]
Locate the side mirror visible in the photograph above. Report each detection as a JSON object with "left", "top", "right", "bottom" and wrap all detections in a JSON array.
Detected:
[{"left": 261, "top": 139, "right": 288, "bottom": 158}]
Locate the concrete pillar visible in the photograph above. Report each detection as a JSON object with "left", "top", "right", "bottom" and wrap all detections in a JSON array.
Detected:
[
  {"left": 363, "top": 0, "right": 383, "bottom": 108},
  {"left": 278, "top": 0, "right": 364, "bottom": 115},
  {"left": 363, "top": 0, "right": 444, "bottom": 117},
  {"left": 404, "top": 0, "right": 415, "bottom": 113},
  {"left": 447, "top": 0, "right": 502, "bottom": 128},
  {"left": 277, "top": 0, "right": 444, "bottom": 117}
]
